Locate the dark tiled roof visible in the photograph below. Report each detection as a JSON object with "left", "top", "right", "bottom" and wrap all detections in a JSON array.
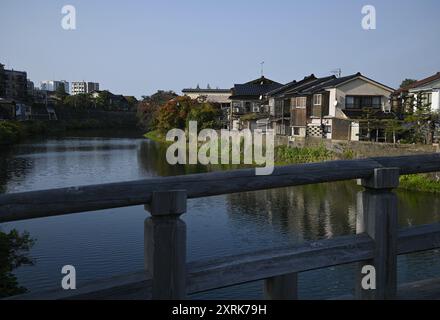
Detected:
[
  {"left": 182, "top": 88, "right": 231, "bottom": 94},
  {"left": 285, "top": 72, "right": 393, "bottom": 96},
  {"left": 266, "top": 74, "right": 317, "bottom": 97},
  {"left": 394, "top": 72, "right": 440, "bottom": 95},
  {"left": 284, "top": 76, "right": 336, "bottom": 96},
  {"left": 230, "top": 76, "right": 283, "bottom": 99}
]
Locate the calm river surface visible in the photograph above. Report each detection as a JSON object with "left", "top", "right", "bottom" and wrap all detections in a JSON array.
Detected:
[{"left": 1, "top": 133, "right": 440, "bottom": 299}]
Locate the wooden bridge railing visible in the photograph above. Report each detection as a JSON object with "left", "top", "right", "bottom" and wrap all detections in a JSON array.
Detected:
[{"left": 2, "top": 154, "right": 440, "bottom": 300}]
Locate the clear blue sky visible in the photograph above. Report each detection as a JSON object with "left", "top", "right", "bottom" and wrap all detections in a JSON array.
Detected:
[{"left": 1, "top": 0, "right": 439, "bottom": 98}]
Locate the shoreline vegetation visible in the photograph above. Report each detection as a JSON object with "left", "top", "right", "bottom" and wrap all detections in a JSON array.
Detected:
[
  {"left": 144, "top": 129, "right": 440, "bottom": 194},
  {"left": 0, "top": 119, "right": 139, "bottom": 146}
]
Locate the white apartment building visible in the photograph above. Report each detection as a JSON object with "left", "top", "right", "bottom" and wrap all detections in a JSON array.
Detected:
[
  {"left": 71, "top": 81, "right": 100, "bottom": 95},
  {"left": 40, "top": 80, "right": 69, "bottom": 93}
]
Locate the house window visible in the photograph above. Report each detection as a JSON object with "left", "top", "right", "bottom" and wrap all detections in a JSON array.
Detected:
[
  {"left": 294, "top": 97, "right": 307, "bottom": 108},
  {"left": 345, "top": 96, "right": 382, "bottom": 109},
  {"left": 426, "top": 93, "right": 432, "bottom": 106},
  {"left": 372, "top": 97, "right": 382, "bottom": 108},
  {"left": 293, "top": 127, "right": 300, "bottom": 136},
  {"left": 313, "top": 94, "right": 322, "bottom": 106}
]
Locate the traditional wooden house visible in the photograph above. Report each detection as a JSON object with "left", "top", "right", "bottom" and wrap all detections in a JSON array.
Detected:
[
  {"left": 265, "top": 74, "right": 317, "bottom": 135},
  {"left": 279, "top": 72, "right": 394, "bottom": 141},
  {"left": 229, "top": 76, "right": 283, "bottom": 130}
]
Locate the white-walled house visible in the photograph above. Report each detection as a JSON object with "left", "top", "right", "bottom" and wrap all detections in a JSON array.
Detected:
[
  {"left": 393, "top": 72, "right": 440, "bottom": 112},
  {"left": 281, "top": 72, "right": 395, "bottom": 141}
]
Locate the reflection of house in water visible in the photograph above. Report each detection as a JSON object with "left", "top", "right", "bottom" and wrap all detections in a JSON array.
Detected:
[{"left": 225, "top": 182, "right": 359, "bottom": 242}]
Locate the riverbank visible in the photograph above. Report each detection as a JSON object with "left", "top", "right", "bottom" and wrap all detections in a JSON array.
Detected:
[
  {"left": 144, "top": 130, "right": 440, "bottom": 193},
  {"left": 0, "top": 119, "right": 141, "bottom": 146}
]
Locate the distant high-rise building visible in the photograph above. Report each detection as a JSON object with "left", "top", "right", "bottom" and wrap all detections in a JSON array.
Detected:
[
  {"left": 0, "top": 63, "right": 5, "bottom": 97},
  {"left": 3, "top": 68, "right": 28, "bottom": 101},
  {"left": 40, "top": 80, "right": 69, "bottom": 93},
  {"left": 71, "top": 81, "right": 99, "bottom": 95},
  {"left": 27, "top": 79, "right": 35, "bottom": 95}
]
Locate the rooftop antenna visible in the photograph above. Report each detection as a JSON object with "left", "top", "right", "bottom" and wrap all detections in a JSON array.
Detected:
[
  {"left": 260, "top": 61, "right": 265, "bottom": 77},
  {"left": 331, "top": 68, "right": 342, "bottom": 78}
]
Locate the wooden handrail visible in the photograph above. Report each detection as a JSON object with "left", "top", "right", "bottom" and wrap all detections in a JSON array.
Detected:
[
  {"left": 1, "top": 153, "right": 440, "bottom": 222},
  {"left": 6, "top": 223, "right": 440, "bottom": 300},
  {"left": 2, "top": 154, "right": 440, "bottom": 300}
]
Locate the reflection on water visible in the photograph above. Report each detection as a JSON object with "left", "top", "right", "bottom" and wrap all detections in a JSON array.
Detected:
[{"left": 1, "top": 135, "right": 440, "bottom": 299}]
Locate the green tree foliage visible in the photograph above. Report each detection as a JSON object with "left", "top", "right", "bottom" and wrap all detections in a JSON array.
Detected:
[
  {"left": 0, "top": 230, "right": 35, "bottom": 298},
  {"left": 384, "top": 119, "right": 405, "bottom": 144},
  {"left": 95, "top": 90, "right": 112, "bottom": 109},
  {"left": 124, "top": 96, "right": 138, "bottom": 111},
  {"left": 186, "top": 102, "right": 220, "bottom": 131},
  {"left": 400, "top": 79, "right": 417, "bottom": 89},
  {"left": 55, "top": 83, "right": 67, "bottom": 97},
  {"left": 63, "top": 93, "right": 93, "bottom": 110},
  {"left": 403, "top": 93, "right": 433, "bottom": 144}
]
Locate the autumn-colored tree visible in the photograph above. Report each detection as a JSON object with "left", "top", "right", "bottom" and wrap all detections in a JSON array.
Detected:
[
  {"left": 156, "top": 96, "right": 193, "bottom": 132},
  {"left": 137, "top": 90, "right": 178, "bottom": 130}
]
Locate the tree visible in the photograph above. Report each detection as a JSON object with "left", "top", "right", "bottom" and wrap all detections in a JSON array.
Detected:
[
  {"left": 384, "top": 119, "right": 405, "bottom": 144},
  {"left": 186, "top": 102, "right": 221, "bottom": 131},
  {"left": 400, "top": 79, "right": 417, "bottom": 89},
  {"left": 63, "top": 93, "right": 93, "bottom": 109},
  {"left": 55, "top": 83, "right": 67, "bottom": 97},
  {"left": 95, "top": 90, "right": 112, "bottom": 109},
  {"left": 403, "top": 93, "right": 433, "bottom": 144},
  {"left": 124, "top": 96, "right": 138, "bottom": 111},
  {"left": 155, "top": 96, "right": 192, "bottom": 133},
  {"left": 0, "top": 229, "right": 35, "bottom": 298},
  {"left": 137, "top": 90, "right": 178, "bottom": 130}
]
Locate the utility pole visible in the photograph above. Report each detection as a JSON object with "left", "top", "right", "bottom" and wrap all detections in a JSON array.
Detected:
[{"left": 261, "top": 61, "right": 265, "bottom": 77}]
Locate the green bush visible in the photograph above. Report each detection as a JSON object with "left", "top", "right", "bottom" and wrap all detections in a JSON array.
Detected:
[
  {"left": 275, "top": 144, "right": 335, "bottom": 164},
  {"left": 399, "top": 174, "right": 440, "bottom": 193},
  {"left": 0, "top": 121, "right": 26, "bottom": 145}
]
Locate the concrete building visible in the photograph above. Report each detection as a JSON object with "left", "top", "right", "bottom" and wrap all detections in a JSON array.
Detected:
[
  {"left": 3, "top": 68, "right": 28, "bottom": 101},
  {"left": 27, "top": 79, "right": 35, "bottom": 96},
  {"left": 182, "top": 86, "right": 231, "bottom": 108},
  {"left": 40, "top": 80, "right": 69, "bottom": 93},
  {"left": 71, "top": 81, "right": 99, "bottom": 95}
]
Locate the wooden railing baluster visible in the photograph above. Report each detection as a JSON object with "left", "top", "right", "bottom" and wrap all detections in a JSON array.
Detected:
[
  {"left": 356, "top": 168, "right": 399, "bottom": 300},
  {"left": 144, "top": 190, "right": 187, "bottom": 300},
  {"left": 264, "top": 273, "right": 298, "bottom": 300}
]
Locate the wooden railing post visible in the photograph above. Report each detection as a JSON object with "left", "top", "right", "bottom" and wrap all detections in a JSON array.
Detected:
[
  {"left": 356, "top": 168, "right": 399, "bottom": 300},
  {"left": 264, "top": 273, "right": 298, "bottom": 300},
  {"left": 144, "top": 190, "right": 187, "bottom": 300}
]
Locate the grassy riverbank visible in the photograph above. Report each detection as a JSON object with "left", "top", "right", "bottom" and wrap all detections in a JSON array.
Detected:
[
  {"left": 399, "top": 174, "right": 440, "bottom": 193},
  {"left": 144, "top": 130, "right": 169, "bottom": 144},
  {"left": 144, "top": 131, "right": 440, "bottom": 193}
]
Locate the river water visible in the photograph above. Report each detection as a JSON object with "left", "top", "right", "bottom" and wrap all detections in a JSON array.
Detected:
[{"left": 1, "top": 133, "right": 440, "bottom": 299}]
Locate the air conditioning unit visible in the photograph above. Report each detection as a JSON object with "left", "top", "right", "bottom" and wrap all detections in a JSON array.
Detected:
[{"left": 382, "top": 104, "right": 391, "bottom": 113}]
